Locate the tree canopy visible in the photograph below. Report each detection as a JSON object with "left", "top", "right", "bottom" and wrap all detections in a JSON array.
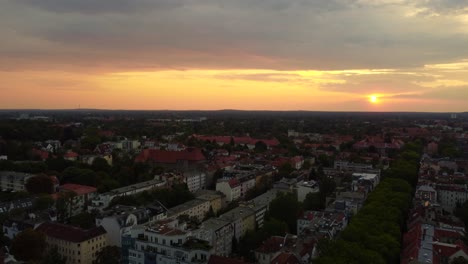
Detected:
[{"left": 11, "top": 228, "right": 46, "bottom": 262}]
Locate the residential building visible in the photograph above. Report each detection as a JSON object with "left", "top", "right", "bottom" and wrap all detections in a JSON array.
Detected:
[
  {"left": 36, "top": 222, "right": 108, "bottom": 264},
  {"left": 134, "top": 148, "right": 206, "bottom": 169},
  {"left": 195, "top": 191, "right": 225, "bottom": 215},
  {"left": 184, "top": 171, "right": 206, "bottom": 193},
  {"left": 239, "top": 201, "right": 268, "bottom": 229},
  {"left": 57, "top": 184, "right": 98, "bottom": 214},
  {"left": 415, "top": 185, "right": 437, "bottom": 204},
  {"left": 334, "top": 161, "right": 373, "bottom": 171},
  {"left": 167, "top": 199, "right": 211, "bottom": 222},
  {"left": 219, "top": 207, "right": 256, "bottom": 241},
  {"left": 297, "top": 181, "right": 320, "bottom": 202},
  {"left": 254, "top": 235, "right": 313, "bottom": 264},
  {"left": 96, "top": 202, "right": 167, "bottom": 246},
  {"left": 193, "top": 218, "right": 234, "bottom": 257},
  {"left": 351, "top": 173, "right": 380, "bottom": 192},
  {"left": 0, "top": 171, "right": 33, "bottom": 192},
  {"left": 297, "top": 211, "right": 348, "bottom": 238},
  {"left": 216, "top": 179, "right": 241, "bottom": 202},
  {"left": 64, "top": 151, "right": 79, "bottom": 161},
  {"left": 89, "top": 179, "right": 166, "bottom": 212},
  {"left": 0, "top": 197, "right": 35, "bottom": 214},
  {"left": 121, "top": 139, "right": 141, "bottom": 151},
  {"left": 437, "top": 184, "right": 468, "bottom": 209},
  {"left": 128, "top": 220, "right": 212, "bottom": 264},
  {"left": 208, "top": 255, "right": 249, "bottom": 264}
]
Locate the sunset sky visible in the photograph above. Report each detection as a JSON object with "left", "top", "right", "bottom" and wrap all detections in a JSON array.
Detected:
[{"left": 1, "top": 0, "right": 468, "bottom": 111}]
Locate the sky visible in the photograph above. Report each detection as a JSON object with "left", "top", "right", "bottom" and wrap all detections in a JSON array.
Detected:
[{"left": 1, "top": 0, "right": 468, "bottom": 112}]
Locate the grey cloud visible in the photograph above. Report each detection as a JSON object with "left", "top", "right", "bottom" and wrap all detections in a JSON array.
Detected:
[
  {"left": 2, "top": 0, "right": 468, "bottom": 71},
  {"left": 14, "top": 0, "right": 183, "bottom": 14},
  {"left": 416, "top": 0, "right": 468, "bottom": 14},
  {"left": 421, "top": 86, "right": 468, "bottom": 100}
]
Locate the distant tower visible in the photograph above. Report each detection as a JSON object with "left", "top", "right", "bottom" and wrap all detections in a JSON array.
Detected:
[{"left": 451, "top": 113, "right": 457, "bottom": 119}]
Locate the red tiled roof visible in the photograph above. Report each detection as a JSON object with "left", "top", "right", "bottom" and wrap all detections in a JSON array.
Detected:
[
  {"left": 98, "top": 130, "right": 115, "bottom": 138},
  {"left": 256, "top": 236, "right": 284, "bottom": 253},
  {"left": 194, "top": 135, "right": 280, "bottom": 147},
  {"left": 228, "top": 178, "right": 240, "bottom": 188},
  {"left": 434, "top": 228, "right": 462, "bottom": 241},
  {"left": 135, "top": 148, "right": 205, "bottom": 163},
  {"left": 32, "top": 148, "right": 49, "bottom": 160},
  {"left": 208, "top": 255, "right": 249, "bottom": 264},
  {"left": 60, "top": 183, "right": 97, "bottom": 195},
  {"left": 36, "top": 222, "right": 106, "bottom": 243},
  {"left": 401, "top": 222, "right": 422, "bottom": 263},
  {"left": 270, "top": 252, "right": 300, "bottom": 264},
  {"left": 432, "top": 241, "right": 468, "bottom": 264},
  {"left": 64, "top": 151, "right": 79, "bottom": 158}
]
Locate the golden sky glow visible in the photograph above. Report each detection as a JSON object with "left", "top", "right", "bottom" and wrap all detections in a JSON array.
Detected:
[{"left": 1, "top": 0, "right": 468, "bottom": 111}]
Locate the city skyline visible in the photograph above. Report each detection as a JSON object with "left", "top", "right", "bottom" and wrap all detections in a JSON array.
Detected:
[{"left": 1, "top": 0, "right": 468, "bottom": 112}]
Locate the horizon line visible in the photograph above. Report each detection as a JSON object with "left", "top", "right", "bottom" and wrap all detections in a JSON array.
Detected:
[{"left": 0, "top": 108, "right": 466, "bottom": 114}]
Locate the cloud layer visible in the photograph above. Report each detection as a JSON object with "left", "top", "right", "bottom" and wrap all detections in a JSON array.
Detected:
[
  {"left": 1, "top": 0, "right": 468, "bottom": 111},
  {"left": 2, "top": 0, "right": 468, "bottom": 71}
]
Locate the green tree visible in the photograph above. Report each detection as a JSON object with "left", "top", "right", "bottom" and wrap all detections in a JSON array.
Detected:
[
  {"left": 11, "top": 228, "right": 46, "bottom": 262},
  {"left": 41, "top": 246, "right": 67, "bottom": 264},
  {"left": 268, "top": 192, "right": 301, "bottom": 233},
  {"left": 94, "top": 246, "right": 122, "bottom": 264},
  {"left": 26, "top": 174, "right": 54, "bottom": 194},
  {"left": 303, "top": 192, "right": 323, "bottom": 210},
  {"left": 81, "top": 135, "right": 101, "bottom": 150},
  {"left": 452, "top": 256, "right": 468, "bottom": 264},
  {"left": 278, "top": 163, "right": 294, "bottom": 178},
  {"left": 263, "top": 218, "right": 289, "bottom": 236},
  {"left": 61, "top": 167, "right": 97, "bottom": 186},
  {"left": 56, "top": 191, "right": 77, "bottom": 222},
  {"left": 70, "top": 212, "right": 96, "bottom": 229},
  {"left": 254, "top": 141, "right": 268, "bottom": 153},
  {"left": 33, "top": 195, "right": 55, "bottom": 210},
  {"left": 92, "top": 157, "right": 111, "bottom": 173}
]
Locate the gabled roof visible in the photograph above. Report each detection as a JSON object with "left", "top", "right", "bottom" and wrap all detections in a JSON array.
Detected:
[
  {"left": 60, "top": 183, "right": 97, "bottom": 195},
  {"left": 270, "top": 252, "right": 301, "bottom": 264},
  {"left": 36, "top": 222, "right": 106, "bottom": 243},
  {"left": 208, "top": 255, "right": 249, "bottom": 264},
  {"left": 135, "top": 148, "right": 205, "bottom": 163},
  {"left": 63, "top": 151, "right": 79, "bottom": 158}
]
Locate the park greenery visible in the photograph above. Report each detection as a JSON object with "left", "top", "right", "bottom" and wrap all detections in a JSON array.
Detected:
[{"left": 314, "top": 141, "right": 422, "bottom": 264}]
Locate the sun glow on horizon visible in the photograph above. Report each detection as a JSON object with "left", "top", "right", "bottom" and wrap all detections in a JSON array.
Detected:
[{"left": 369, "top": 95, "right": 379, "bottom": 104}]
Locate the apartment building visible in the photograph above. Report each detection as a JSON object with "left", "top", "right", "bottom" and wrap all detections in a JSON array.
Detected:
[{"left": 36, "top": 222, "right": 108, "bottom": 264}]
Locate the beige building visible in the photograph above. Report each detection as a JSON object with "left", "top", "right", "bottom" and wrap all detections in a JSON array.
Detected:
[
  {"left": 167, "top": 198, "right": 211, "bottom": 222},
  {"left": 36, "top": 222, "right": 108, "bottom": 264},
  {"left": 195, "top": 191, "right": 225, "bottom": 214}
]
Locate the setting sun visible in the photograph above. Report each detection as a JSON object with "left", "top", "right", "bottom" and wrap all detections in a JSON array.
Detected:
[{"left": 369, "top": 95, "right": 379, "bottom": 104}]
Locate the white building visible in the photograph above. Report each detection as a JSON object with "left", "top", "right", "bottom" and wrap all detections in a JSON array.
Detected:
[
  {"left": 192, "top": 218, "right": 234, "bottom": 257},
  {"left": 97, "top": 203, "right": 167, "bottom": 247},
  {"left": 184, "top": 171, "right": 206, "bottom": 193},
  {"left": 121, "top": 139, "right": 141, "bottom": 151},
  {"left": 297, "top": 181, "right": 320, "bottom": 202},
  {"left": 216, "top": 179, "right": 241, "bottom": 202},
  {"left": 89, "top": 179, "right": 166, "bottom": 212},
  {"left": 437, "top": 184, "right": 468, "bottom": 209},
  {"left": 128, "top": 220, "right": 212, "bottom": 264},
  {"left": 351, "top": 173, "right": 380, "bottom": 192},
  {"left": 0, "top": 171, "right": 33, "bottom": 192}
]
